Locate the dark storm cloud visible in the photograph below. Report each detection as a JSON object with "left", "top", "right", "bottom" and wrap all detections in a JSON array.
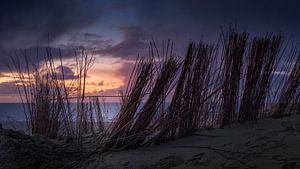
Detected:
[
  {"left": 0, "top": 66, "right": 78, "bottom": 95},
  {"left": 0, "top": 32, "right": 111, "bottom": 72},
  {"left": 0, "top": 0, "right": 108, "bottom": 72},
  {"left": 0, "top": 47, "right": 76, "bottom": 72},
  {"left": 1, "top": 0, "right": 300, "bottom": 65},
  {"left": 0, "top": 0, "right": 104, "bottom": 48},
  {"left": 90, "top": 0, "right": 300, "bottom": 59},
  {"left": 55, "top": 65, "right": 79, "bottom": 80},
  {"left": 97, "top": 26, "right": 148, "bottom": 58},
  {"left": 127, "top": 0, "right": 300, "bottom": 44},
  {"left": 58, "top": 32, "right": 112, "bottom": 50},
  {"left": 2, "top": 0, "right": 300, "bottom": 48}
]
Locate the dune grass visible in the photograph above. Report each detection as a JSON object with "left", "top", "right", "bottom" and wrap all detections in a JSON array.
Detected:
[{"left": 8, "top": 29, "right": 300, "bottom": 150}]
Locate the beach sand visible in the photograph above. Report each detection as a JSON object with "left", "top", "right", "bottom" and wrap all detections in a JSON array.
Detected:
[{"left": 1, "top": 115, "right": 300, "bottom": 169}]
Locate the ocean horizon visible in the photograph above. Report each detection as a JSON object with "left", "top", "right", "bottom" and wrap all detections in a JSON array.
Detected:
[{"left": 0, "top": 102, "right": 122, "bottom": 123}]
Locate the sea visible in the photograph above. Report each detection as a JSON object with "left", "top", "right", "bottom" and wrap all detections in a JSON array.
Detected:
[
  {"left": 0, "top": 103, "right": 121, "bottom": 122},
  {"left": 0, "top": 102, "right": 170, "bottom": 131}
]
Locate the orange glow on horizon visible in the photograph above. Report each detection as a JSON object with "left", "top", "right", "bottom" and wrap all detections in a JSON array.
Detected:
[
  {"left": 84, "top": 56, "right": 126, "bottom": 94},
  {"left": 0, "top": 56, "right": 132, "bottom": 102}
]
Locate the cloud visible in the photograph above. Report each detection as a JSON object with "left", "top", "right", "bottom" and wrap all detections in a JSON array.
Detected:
[
  {"left": 132, "top": 0, "right": 300, "bottom": 32},
  {"left": 87, "top": 81, "right": 105, "bottom": 86},
  {"left": 0, "top": 81, "right": 19, "bottom": 95},
  {"left": 0, "top": 73, "right": 11, "bottom": 78},
  {"left": 86, "top": 86, "right": 125, "bottom": 102},
  {"left": 97, "top": 26, "right": 148, "bottom": 58},
  {"left": 57, "top": 32, "right": 112, "bottom": 50},
  {"left": 55, "top": 65, "right": 79, "bottom": 80},
  {"left": 0, "top": 47, "right": 75, "bottom": 72},
  {"left": 95, "top": 81, "right": 105, "bottom": 86},
  {"left": 2, "top": 0, "right": 300, "bottom": 50},
  {"left": 0, "top": 0, "right": 104, "bottom": 48}
]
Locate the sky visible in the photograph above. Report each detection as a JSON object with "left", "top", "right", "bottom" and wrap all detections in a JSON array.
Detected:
[{"left": 1, "top": 0, "right": 300, "bottom": 102}]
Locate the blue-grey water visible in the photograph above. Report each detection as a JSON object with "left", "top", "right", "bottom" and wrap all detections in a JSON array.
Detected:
[{"left": 0, "top": 103, "right": 121, "bottom": 122}]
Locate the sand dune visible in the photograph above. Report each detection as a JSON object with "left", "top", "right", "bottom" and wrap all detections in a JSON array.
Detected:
[
  {"left": 1, "top": 115, "right": 300, "bottom": 169},
  {"left": 79, "top": 115, "right": 300, "bottom": 169}
]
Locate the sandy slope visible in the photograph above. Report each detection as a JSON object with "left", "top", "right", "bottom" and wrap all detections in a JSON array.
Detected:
[
  {"left": 79, "top": 115, "right": 300, "bottom": 169},
  {"left": 1, "top": 115, "right": 300, "bottom": 169}
]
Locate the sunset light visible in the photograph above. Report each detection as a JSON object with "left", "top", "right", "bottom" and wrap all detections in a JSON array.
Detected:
[{"left": 0, "top": 1, "right": 300, "bottom": 168}]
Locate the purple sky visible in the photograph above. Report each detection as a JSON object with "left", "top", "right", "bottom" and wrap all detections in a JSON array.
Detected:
[{"left": 1, "top": 0, "right": 300, "bottom": 102}]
